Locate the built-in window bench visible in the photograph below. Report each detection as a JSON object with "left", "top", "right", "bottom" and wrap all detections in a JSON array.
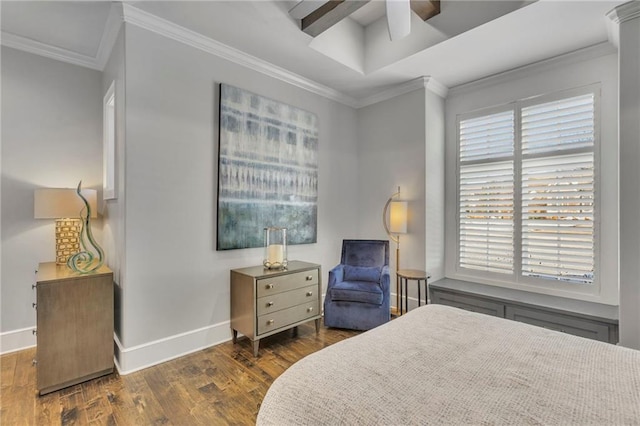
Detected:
[{"left": 428, "top": 278, "right": 619, "bottom": 344}]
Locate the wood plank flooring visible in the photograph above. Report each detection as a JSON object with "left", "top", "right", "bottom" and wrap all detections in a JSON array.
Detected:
[{"left": 0, "top": 322, "right": 359, "bottom": 425}]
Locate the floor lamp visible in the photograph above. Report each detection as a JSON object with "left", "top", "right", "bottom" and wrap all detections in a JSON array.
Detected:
[{"left": 383, "top": 186, "right": 408, "bottom": 313}]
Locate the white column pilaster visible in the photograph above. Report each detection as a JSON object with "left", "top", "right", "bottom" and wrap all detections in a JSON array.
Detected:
[{"left": 608, "top": 0, "right": 640, "bottom": 349}]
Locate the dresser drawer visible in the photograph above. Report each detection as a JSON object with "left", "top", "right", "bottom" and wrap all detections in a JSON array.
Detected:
[
  {"left": 257, "top": 269, "right": 318, "bottom": 298},
  {"left": 257, "top": 284, "right": 318, "bottom": 316},
  {"left": 505, "top": 305, "right": 610, "bottom": 342},
  {"left": 432, "top": 289, "right": 504, "bottom": 317},
  {"left": 257, "top": 301, "right": 319, "bottom": 335}
]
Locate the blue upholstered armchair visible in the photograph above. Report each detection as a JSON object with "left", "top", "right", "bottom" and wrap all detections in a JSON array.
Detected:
[{"left": 323, "top": 240, "right": 391, "bottom": 330}]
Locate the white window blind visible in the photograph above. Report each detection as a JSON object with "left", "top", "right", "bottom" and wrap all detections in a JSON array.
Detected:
[
  {"left": 460, "top": 161, "right": 514, "bottom": 274},
  {"left": 460, "top": 110, "right": 514, "bottom": 161},
  {"left": 520, "top": 93, "right": 595, "bottom": 284},
  {"left": 458, "top": 91, "right": 597, "bottom": 287},
  {"left": 459, "top": 111, "right": 514, "bottom": 274},
  {"left": 522, "top": 93, "right": 594, "bottom": 156}
]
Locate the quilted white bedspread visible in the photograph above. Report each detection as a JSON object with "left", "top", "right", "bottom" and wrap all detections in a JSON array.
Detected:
[{"left": 257, "top": 304, "right": 640, "bottom": 425}]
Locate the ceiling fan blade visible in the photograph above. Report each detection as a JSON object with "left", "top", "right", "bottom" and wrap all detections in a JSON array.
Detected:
[{"left": 386, "top": 0, "right": 411, "bottom": 41}]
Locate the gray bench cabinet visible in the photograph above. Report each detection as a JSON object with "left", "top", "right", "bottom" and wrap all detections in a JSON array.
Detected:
[{"left": 429, "top": 279, "right": 618, "bottom": 344}]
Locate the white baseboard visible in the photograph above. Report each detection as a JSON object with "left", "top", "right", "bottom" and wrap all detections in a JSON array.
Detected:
[
  {"left": 3, "top": 296, "right": 432, "bottom": 362},
  {"left": 114, "top": 320, "right": 233, "bottom": 375},
  {"left": 0, "top": 323, "right": 231, "bottom": 375},
  {"left": 392, "top": 292, "right": 430, "bottom": 312},
  {"left": 0, "top": 327, "right": 36, "bottom": 355}
]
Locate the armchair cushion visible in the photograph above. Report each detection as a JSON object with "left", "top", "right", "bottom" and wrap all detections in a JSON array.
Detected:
[
  {"left": 343, "top": 265, "right": 381, "bottom": 283},
  {"left": 329, "top": 281, "right": 384, "bottom": 305}
]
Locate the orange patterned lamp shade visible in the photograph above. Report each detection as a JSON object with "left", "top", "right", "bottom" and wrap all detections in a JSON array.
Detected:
[{"left": 34, "top": 188, "right": 97, "bottom": 265}]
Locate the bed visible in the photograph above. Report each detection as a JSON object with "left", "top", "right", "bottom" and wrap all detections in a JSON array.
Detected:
[{"left": 257, "top": 304, "right": 640, "bottom": 425}]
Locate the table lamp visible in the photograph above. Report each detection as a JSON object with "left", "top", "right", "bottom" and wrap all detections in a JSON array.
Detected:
[{"left": 34, "top": 187, "right": 97, "bottom": 265}]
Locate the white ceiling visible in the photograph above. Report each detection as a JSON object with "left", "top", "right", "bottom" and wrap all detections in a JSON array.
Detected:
[
  {"left": 1, "top": 1, "right": 112, "bottom": 57},
  {"left": 350, "top": 1, "right": 387, "bottom": 26},
  {"left": 0, "top": 1, "right": 624, "bottom": 102}
]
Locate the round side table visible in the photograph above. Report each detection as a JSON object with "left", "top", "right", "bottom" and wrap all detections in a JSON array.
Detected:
[{"left": 397, "top": 269, "right": 430, "bottom": 315}]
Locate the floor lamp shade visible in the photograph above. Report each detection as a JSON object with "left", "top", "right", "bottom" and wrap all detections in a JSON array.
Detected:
[
  {"left": 389, "top": 201, "right": 408, "bottom": 234},
  {"left": 34, "top": 188, "right": 98, "bottom": 265}
]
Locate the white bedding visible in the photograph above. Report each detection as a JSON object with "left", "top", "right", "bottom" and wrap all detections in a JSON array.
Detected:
[{"left": 257, "top": 304, "right": 640, "bottom": 425}]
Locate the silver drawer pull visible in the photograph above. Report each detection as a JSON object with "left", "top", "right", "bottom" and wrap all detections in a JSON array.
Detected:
[
  {"left": 32, "top": 303, "right": 37, "bottom": 310},
  {"left": 306, "top": 291, "right": 313, "bottom": 297},
  {"left": 32, "top": 329, "right": 37, "bottom": 336},
  {"left": 266, "top": 301, "right": 274, "bottom": 307},
  {"left": 32, "top": 359, "right": 38, "bottom": 366},
  {"left": 266, "top": 319, "right": 274, "bottom": 325},
  {"left": 265, "top": 283, "right": 274, "bottom": 290},
  {"left": 305, "top": 275, "right": 313, "bottom": 281},
  {"left": 307, "top": 307, "right": 314, "bottom": 312}
]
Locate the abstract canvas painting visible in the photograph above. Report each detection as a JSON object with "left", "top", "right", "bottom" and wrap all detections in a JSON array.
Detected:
[{"left": 217, "top": 84, "right": 319, "bottom": 250}]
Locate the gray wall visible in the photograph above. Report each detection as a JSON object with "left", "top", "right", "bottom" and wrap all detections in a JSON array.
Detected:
[
  {"left": 2, "top": 24, "right": 436, "bottom": 366},
  {"left": 119, "top": 25, "right": 360, "bottom": 352},
  {"left": 1, "top": 47, "right": 103, "bottom": 338},
  {"left": 356, "top": 89, "right": 435, "bottom": 305}
]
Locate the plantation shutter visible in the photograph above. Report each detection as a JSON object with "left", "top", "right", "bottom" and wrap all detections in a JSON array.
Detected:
[
  {"left": 459, "top": 111, "right": 515, "bottom": 274},
  {"left": 520, "top": 94, "right": 595, "bottom": 284},
  {"left": 521, "top": 93, "right": 594, "bottom": 155},
  {"left": 460, "top": 110, "right": 514, "bottom": 161}
]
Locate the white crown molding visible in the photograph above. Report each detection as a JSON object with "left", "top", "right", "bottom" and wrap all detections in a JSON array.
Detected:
[
  {"left": 606, "top": 16, "right": 620, "bottom": 48},
  {"left": 425, "top": 76, "right": 449, "bottom": 99},
  {"left": 95, "top": 2, "right": 124, "bottom": 70},
  {"left": 356, "top": 76, "right": 449, "bottom": 108},
  {"left": 448, "top": 42, "right": 616, "bottom": 98},
  {"left": 1, "top": 31, "right": 102, "bottom": 70},
  {"left": 606, "top": 1, "right": 640, "bottom": 47},
  {"left": 121, "top": 4, "right": 360, "bottom": 108},
  {"left": 607, "top": 0, "right": 640, "bottom": 24}
]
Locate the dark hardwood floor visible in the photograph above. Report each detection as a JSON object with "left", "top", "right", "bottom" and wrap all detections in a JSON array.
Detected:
[{"left": 1, "top": 322, "right": 359, "bottom": 425}]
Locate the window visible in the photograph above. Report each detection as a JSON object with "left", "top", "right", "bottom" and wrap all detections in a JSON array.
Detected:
[
  {"left": 457, "top": 88, "right": 598, "bottom": 288},
  {"left": 103, "top": 81, "right": 116, "bottom": 200},
  {"left": 459, "top": 110, "right": 514, "bottom": 274}
]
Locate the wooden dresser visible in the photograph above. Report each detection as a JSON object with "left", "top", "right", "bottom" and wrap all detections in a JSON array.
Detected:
[
  {"left": 230, "top": 260, "right": 321, "bottom": 356},
  {"left": 35, "top": 262, "right": 114, "bottom": 395}
]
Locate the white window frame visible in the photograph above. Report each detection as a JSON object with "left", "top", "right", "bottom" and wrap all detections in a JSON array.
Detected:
[
  {"left": 454, "top": 85, "right": 601, "bottom": 300},
  {"left": 103, "top": 81, "right": 116, "bottom": 200}
]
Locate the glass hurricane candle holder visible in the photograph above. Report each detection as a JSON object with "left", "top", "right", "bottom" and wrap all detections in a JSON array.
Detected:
[{"left": 264, "top": 227, "right": 287, "bottom": 270}]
